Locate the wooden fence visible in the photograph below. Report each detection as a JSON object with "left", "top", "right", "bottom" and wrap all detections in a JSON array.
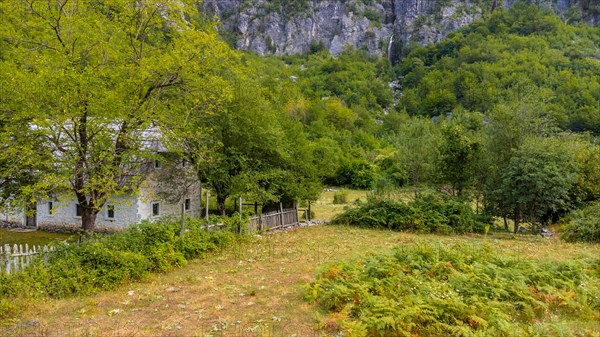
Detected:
[
  {"left": 0, "top": 243, "right": 55, "bottom": 275},
  {"left": 249, "top": 208, "right": 299, "bottom": 231}
]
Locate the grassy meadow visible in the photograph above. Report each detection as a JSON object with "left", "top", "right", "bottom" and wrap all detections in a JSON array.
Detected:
[{"left": 2, "top": 224, "right": 599, "bottom": 336}]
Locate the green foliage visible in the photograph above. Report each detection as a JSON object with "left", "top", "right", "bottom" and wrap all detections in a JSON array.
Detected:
[
  {"left": 301, "top": 209, "right": 316, "bottom": 221},
  {"left": 336, "top": 159, "right": 376, "bottom": 189},
  {"left": 438, "top": 124, "right": 481, "bottom": 196},
  {"left": 307, "top": 243, "right": 600, "bottom": 336},
  {"left": 1, "top": 0, "right": 236, "bottom": 231},
  {"left": 362, "top": 8, "right": 382, "bottom": 24},
  {"left": 332, "top": 192, "right": 487, "bottom": 234},
  {"left": 398, "top": 4, "right": 600, "bottom": 135},
  {"left": 333, "top": 191, "right": 349, "bottom": 205},
  {"left": 494, "top": 136, "right": 579, "bottom": 232},
  {"left": 0, "top": 220, "right": 235, "bottom": 300},
  {"left": 562, "top": 201, "right": 600, "bottom": 243},
  {"left": 263, "top": 0, "right": 311, "bottom": 19},
  {"left": 0, "top": 298, "right": 16, "bottom": 319}
]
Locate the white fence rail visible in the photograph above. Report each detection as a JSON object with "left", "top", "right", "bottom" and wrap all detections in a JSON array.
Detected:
[{"left": 0, "top": 243, "right": 55, "bottom": 274}]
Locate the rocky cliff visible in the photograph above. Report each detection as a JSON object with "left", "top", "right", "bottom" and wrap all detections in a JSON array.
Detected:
[{"left": 202, "top": 0, "right": 598, "bottom": 62}]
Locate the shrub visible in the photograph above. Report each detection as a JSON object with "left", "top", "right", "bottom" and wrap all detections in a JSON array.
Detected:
[
  {"left": 0, "top": 298, "right": 16, "bottom": 319},
  {"left": 362, "top": 8, "right": 381, "bottom": 24},
  {"left": 331, "top": 192, "right": 488, "bottom": 233},
  {"left": 0, "top": 219, "right": 239, "bottom": 302},
  {"left": 306, "top": 243, "right": 600, "bottom": 337},
  {"left": 332, "top": 191, "right": 348, "bottom": 204},
  {"left": 335, "top": 160, "right": 376, "bottom": 189},
  {"left": 562, "top": 201, "right": 600, "bottom": 243},
  {"left": 301, "top": 210, "right": 316, "bottom": 221}
]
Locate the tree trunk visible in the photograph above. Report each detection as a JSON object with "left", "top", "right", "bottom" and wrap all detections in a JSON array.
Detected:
[
  {"left": 217, "top": 194, "right": 227, "bottom": 216},
  {"left": 503, "top": 215, "right": 509, "bottom": 231},
  {"left": 198, "top": 182, "right": 203, "bottom": 219},
  {"left": 81, "top": 207, "right": 99, "bottom": 234},
  {"left": 513, "top": 205, "right": 520, "bottom": 234},
  {"left": 180, "top": 202, "right": 185, "bottom": 237}
]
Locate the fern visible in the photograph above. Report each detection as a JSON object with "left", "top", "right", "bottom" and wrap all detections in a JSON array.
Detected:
[{"left": 307, "top": 242, "right": 600, "bottom": 336}]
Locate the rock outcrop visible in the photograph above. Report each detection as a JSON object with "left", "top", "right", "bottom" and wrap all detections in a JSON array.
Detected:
[{"left": 202, "top": 0, "right": 599, "bottom": 62}]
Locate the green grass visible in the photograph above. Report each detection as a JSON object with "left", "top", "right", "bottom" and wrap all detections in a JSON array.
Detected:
[{"left": 0, "top": 228, "right": 71, "bottom": 247}]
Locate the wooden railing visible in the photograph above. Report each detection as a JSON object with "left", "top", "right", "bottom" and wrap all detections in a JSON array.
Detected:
[
  {"left": 0, "top": 243, "right": 55, "bottom": 274},
  {"left": 249, "top": 208, "right": 299, "bottom": 231}
]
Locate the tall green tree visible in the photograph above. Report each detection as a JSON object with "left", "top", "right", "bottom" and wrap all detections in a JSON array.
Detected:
[
  {"left": 480, "top": 98, "right": 557, "bottom": 229},
  {"left": 395, "top": 117, "right": 440, "bottom": 196},
  {"left": 495, "top": 136, "right": 578, "bottom": 233},
  {"left": 1, "top": 0, "right": 231, "bottom": 232},
  {"left": 438, "top": 124, "right": 481, "bottom": 196},
  {"left": 177, "top": 72, "right": 319, "bottom": 215}
]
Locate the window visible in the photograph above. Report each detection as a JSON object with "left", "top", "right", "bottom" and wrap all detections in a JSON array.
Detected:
[
  {"left": 153, "top": 159, "right": 162, "bottom": 169},
  {"left": 75, "top": 203, "right": 82, "bottom": 217},
  {"left": 152, "top": 202, "right": 160, "bottom": 217},
  {"left": 184, "top": 198, "right": 191, "bottom": 211},
  {"left": 106, "top": 204, "right": 115, "bottom": 219},
  {"left": 48, "top": 201, "right": 54, "bottom": 215}
]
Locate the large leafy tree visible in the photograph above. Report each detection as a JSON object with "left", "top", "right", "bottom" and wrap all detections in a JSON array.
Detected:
[
  {"left": 438, "top": 124, "right": 481, "bottom": 197},
  {"left": 1, "top": 0, "right": 231, "bottom": 232},
  {"left": 480, "top": 97, "right": 557, "bottom": 230},
  {"left": 394, "top": 117, "right": 440, "bottom": 196},
  {"left": 182, "top": 74, "right": 320, "bottom": 215},
  {"left": 495, "top": 136, "right": 578, "bottom": 233}
]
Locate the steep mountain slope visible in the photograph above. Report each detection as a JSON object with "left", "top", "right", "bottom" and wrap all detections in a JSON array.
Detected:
[{"left": 203, "top": 0, "right": 599, "bottom": 62}]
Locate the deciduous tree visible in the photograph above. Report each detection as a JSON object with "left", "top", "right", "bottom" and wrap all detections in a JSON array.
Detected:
[{"left": 1, "top": 0, "right": 231, "bottom": 232}]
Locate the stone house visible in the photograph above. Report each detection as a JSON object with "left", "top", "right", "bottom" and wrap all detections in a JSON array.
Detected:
[{"left": 1, "top": 157, "right": 202, "bottom": 231}]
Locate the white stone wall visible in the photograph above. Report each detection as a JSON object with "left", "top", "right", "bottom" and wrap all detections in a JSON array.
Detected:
[
  {"left": 36, "top": 194, "right": 140, "bottom": 230},
  {"left": 137, "top": 158, "right": 202, "bottom": 222},
  {"left": 8, "top": 156, "right": 204, "bottom": 229},
  {"left": 137, "top": 180, "right": 202, "bottom": 222}
]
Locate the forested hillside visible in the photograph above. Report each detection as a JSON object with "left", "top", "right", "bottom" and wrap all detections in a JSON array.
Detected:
[{"left": 245, "top": 3, "right": 600, "bottom": 236}]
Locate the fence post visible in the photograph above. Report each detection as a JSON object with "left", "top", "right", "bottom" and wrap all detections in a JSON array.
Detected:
[
  {"left": 293, "top": 201, "right": 298, "bottom": 225},
  {"left": 279, "top": 202, "right": 284, "bottom": 228},
  {"left": 205, "top": 190, "right": 209, "bottom": 221}
]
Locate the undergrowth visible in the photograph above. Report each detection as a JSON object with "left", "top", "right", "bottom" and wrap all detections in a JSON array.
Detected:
[
  {"left": 0, "top": 217, "right": 239, "bottom": 317},
  {"left": 562, "top": 201, "right": 600, "bottom": 243},
  {"left": 331, "top": 192, "right": 489, "bottom": 234},
  {"left": 306, "top": 242, "right": 600, "bottom": 337}
]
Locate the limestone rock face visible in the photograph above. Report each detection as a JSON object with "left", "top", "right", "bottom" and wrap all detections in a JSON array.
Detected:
[{"left": 202, "top": 0, "right": 598, "bottom": 62}]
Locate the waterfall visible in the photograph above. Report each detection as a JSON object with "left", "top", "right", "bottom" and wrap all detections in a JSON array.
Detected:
[{"left": 387, "top": 34, "right": 394, "bottom": 63}]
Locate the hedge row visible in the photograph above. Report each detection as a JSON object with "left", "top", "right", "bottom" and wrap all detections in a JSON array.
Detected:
[
  {"left": 331, "top": 192, "right": 490, "bottom": 234},
  {"left": 0, "top": 217, "right": 238, "bottom": 316}
]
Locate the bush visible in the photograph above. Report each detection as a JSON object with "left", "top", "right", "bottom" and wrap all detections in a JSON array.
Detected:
[
  {"left": 331, "top": 192, "right": 488, "bottom": 233},
  {"left": 0, "top": 219, "right": 238, "bottom": 301},
  {"left": 335, "top": 160, "right": 376, "bottom": 189},
  {"left": 562, "top": 201, "right": 600, "bottom": 243},
  {"left": 332, "top": 191, "right": 348, "bottom": 204},
  {"left": 0, "top": 298, "right": 16, "bottom": 319},
  {"left": 300, "top": 209, "right": 316, "bottom": 221},
  {"left": 306, "top": 243, "right": 600, "bottom": 337}
]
